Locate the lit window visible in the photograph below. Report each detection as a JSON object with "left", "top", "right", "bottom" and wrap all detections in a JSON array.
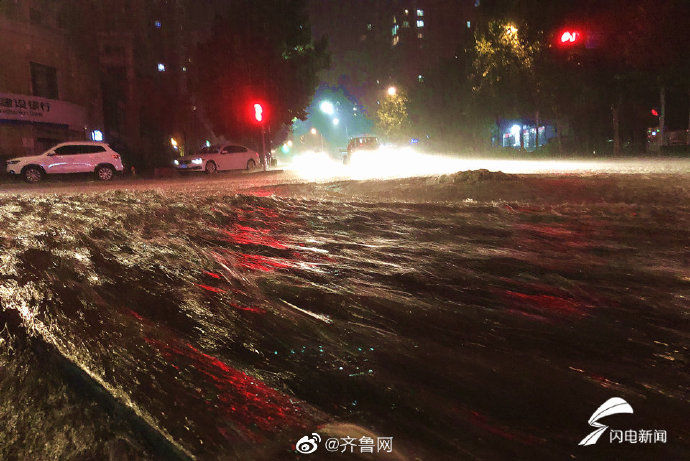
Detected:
[
  {"left": 182, "top": 66, "right": 187, "bottom": 72},
  {"left": 467, "top": 21, "right": 471, "bottom": 28},
  {"left": 403, "top": 21, "right": 409, "bottom": 28},
  {"left": 416, "top": 20, "right": 424, "bottom": 28},
  {"left": 154, "top": 20, "right": 161, "bottom": 28},
  {"left": 418, "top": 74, "right": 424, "bottom": 83},
  {"left": 417, "top": 32, "right": 423, "bottom": 39},
  {"left": 157, "top": 63, "right": 166, "bottom": 72},
  {"left": 392, "top": 25, "right": 399, "bottom": 36},
  {"left": 417, "top": 9, "right": 424, "bottom": 17},
  {"left": 404, "top": 9, "right": 409, "bottom": 15},
  {"left": 392, "top": 36, "right": 400, "bottom": 46},
  {"left": 367, "top": 23, "right": 372, "bottom": 31}
]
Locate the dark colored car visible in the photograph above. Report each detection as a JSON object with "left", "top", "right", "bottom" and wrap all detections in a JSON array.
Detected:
[{"left": 343, "top": 136, "right": 380, "bottom": 164}]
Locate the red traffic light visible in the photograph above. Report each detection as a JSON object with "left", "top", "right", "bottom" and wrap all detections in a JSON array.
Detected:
[
  {"left": 254, "top": 103, "right": 263, "bottom": 122},
  {"left": 559, "top": 30, "right": 581, "bottom": 45},
  {"left": 651, "top": 109, "right": 659, "bottom": 117}
]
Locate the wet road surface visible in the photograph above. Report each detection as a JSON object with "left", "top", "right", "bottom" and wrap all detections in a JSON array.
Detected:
[{"left": 0, "top": 163, "right": 688, "bottom": 459}]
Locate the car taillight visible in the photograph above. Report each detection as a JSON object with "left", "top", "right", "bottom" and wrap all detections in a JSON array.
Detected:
[{"left": 112, "top": 154, "right": 120, "bottom": 159}]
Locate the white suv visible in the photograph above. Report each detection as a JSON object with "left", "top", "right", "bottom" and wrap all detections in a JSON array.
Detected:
[{"left": 6, "top": 141, "right": 124, "bottom": 183}]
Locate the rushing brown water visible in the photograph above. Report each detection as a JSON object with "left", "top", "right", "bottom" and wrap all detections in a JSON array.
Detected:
[{"left": 0, "top": 172, "right": 688, "bottom": 459}]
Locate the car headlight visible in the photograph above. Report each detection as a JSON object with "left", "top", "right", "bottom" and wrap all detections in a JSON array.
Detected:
[
  {"left": 173, "top": 159, "right": 179, "bottom": 166},
  {"left": 6, "top": 160, "right": 19, "bottom": 165},
  {"left": 192, "top": 158, "right": 203, "bottom": 165}
]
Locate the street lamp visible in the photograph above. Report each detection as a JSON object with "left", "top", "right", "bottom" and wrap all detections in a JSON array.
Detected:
[
  {"left": 387, "top": 86, "right": 397, "bottom": 97},
  {"left": 320, "top": 100, "right": 335, "bottom": 115},
  {"left": 310, "top": 127, "right": 324, "bottom": 151},
  {"left": 333, "top": 118, "right": 339, "bottom": 126}
]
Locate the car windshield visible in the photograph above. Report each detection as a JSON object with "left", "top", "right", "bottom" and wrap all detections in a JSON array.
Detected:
[{"left": 197, "top": 145, "right": 220, "bottom": 154}]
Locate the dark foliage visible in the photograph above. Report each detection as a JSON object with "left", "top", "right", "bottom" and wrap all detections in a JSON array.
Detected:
[{"left": 192, "top": 0, "right": 329, "bottom": 149}]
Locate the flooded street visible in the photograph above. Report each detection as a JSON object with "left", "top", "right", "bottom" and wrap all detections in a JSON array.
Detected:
[{"left": 0, "top": 168, "right": 688, "bottom": 459}]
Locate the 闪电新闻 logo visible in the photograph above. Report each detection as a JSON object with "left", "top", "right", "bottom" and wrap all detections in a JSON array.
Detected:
[
  {"left": 579, "top": 397, "right": 667, "bottom": 446},
  {"left": 579, "top": 397, "right": 633, "bottom": 446}
]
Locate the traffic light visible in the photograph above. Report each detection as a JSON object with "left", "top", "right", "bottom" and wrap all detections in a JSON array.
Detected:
[
  {"left": 559, "top": 30, "right": 582, "bottom": 45},
  {"left": 254, "top": 103, "right": 263, "bottom": 123}
]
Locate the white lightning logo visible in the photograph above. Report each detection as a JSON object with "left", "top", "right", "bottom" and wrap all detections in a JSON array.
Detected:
[{"left": 579, "top": 397, "right": 633, "bottom": 446}]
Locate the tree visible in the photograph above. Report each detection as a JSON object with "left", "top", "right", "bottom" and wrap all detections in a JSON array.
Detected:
[
  {"left": 375, "top": 90, "right": 411, "bottom": 142},
  {"left": 192, "top": 0, "right": 329, "bottom": 149},
  {"left": 471, "top": 20, "right": 542, "bottom": 150}
]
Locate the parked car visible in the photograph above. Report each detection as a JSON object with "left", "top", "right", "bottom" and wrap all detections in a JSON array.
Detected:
[
  {"left": 5, "top": 141, "right": 124, "bottom": 183},
  {"left": 173, "top": 144, "right": 260, "bottom": 174},
  {"left": 343, "top": 136, "right": 380, "bottom": 164}
]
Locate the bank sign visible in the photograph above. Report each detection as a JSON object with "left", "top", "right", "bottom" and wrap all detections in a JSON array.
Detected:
[{"left": 0, "top": 92, "right": 86, "bottom": 131}]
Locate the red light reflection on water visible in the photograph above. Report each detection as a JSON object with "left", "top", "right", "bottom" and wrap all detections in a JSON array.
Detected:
[
  {"left": 246, "top": 189, "right": 274, "bottom": 197},
  {"left": 236, "top": 253, "right": 291, "bottom": 272},
  {"left": 468, "top": 410, "right": 541, "bottom": 445},
  {"left": 144, "top": 338, "right": 315, "bottom": 441},
  {"left": 228, "top": 303, "right": 266, "bottom": 314},
  {"left": 195, "top": 283, "right": 227, "bottom": 294},
  {"left": 504, "top": 290, "right": 589, "bottom": 317},
  {"left": 220, "top": 225, "right": 287, "bottom": 250}
]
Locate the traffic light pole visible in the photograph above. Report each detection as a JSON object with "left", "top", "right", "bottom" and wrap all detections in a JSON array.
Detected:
[{"left": 261, "top": 124, "right": 267, "bottom": 171}]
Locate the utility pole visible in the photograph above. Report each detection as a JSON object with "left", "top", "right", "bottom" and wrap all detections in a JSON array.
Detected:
[
  {"left": 659, "top": 86, "right": 666, "bottom": 153},
  {"left": 261, "top": 124, "right": 266, "bottom": 171}
]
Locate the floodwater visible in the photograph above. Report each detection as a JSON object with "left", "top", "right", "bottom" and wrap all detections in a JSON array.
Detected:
[{"left": 0, "top": 170, "right": 688, "bottom": 459}]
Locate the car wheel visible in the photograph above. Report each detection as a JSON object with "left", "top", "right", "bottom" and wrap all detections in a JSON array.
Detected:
[
  {"left": 205, "top": 161, "right": 217, "bottom": 175},
  {"left": 246, "top": 159, "right": 256, "bottom": 170},
  {"left": 23, "top": 166, "right": 43, "bottom": 183},
  {"left": 96, "top": 165, "right": 114, "bottom": 181}
]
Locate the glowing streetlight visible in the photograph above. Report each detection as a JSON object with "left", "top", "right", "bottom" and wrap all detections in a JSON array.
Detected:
[
  {"left": 287, "top": 140, "right": 293, "bottom": 147},
  {"left": 310, "top": 127, "right": 317, "bottom": 135},
  {"left": 387, "top": 86, "right": 397, "bottom": 96},
  {"left": 333, "top": 118, "right": 340, "bottom": 126},
  {"left": 320, "top": 100, "right": 335, "bottom": 115},
  {"left": 170, "top": 137, "right": 178, "bottom": 148}
]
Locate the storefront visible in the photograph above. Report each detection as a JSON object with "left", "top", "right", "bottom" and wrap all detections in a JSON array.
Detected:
[
  {"left": 496, "top": 120, "right": 557, "bottom": 151},
  {"left": 0, "top": 92, "right": 88, "bottom": 157}
]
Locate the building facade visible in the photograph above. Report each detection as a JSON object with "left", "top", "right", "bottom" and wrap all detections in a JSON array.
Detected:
[
  {"left": 0, "top": 0, "right": 214, "bottom": 166},
  {"left": 309, "top": 0, "right": 477, "bottom": 116},
  {"left": 0, "top": 0, "right": 103, "bottom": 157}
]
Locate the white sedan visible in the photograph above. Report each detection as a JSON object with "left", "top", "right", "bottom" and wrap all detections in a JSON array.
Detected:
[{"left": 174, "top": 144, "right": 260, "bottom": 174}]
